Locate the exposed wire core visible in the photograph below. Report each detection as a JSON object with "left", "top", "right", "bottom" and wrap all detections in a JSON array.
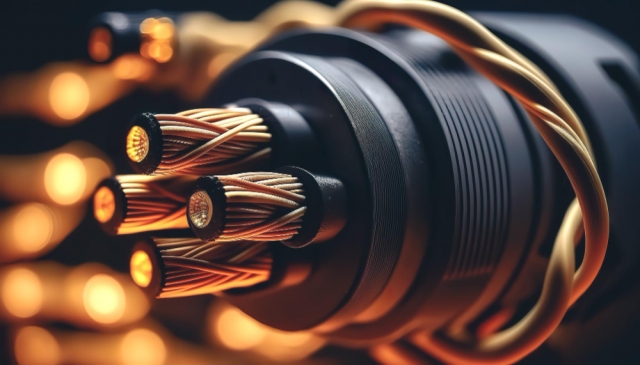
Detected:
[
  {"left": 134, "top": 108, "right": 271, "bottom": 175},
  {"left": 96, "top": 175, "right": 193, "bottom": 234},
  {"left": 126, "top": 125, "right": 150, "bottom": 163},
  {"left": 151, "top": 238, "right": 272, "bottom": 298},
  {"left": 189, "top": 172, "right": 307, "bottom": 243}
]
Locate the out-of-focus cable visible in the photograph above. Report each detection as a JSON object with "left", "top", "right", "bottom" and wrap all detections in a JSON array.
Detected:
[
  {"left": 130, "top": 238, "right": 272, "bottom": 298},
  {"left": 0, "top": 62, "right": 140, "bottom": 126},
  {"left": 12, "top": 322, "right": 220, "bottom": 365},
  {"left": 0, "top": 262, "right": 148, "bottom": 328},
  {"left": 207, "top": 301, "right": 325, "bottom": 362},
  {"left": 0, "top": 203, "right": 85, "bottom": 264},
  {"left": 87, "top": 1, "right": 336, "bottom": 102},
  {"left": 0, "top": 141, "right": 112, "bottom": 205},
  {"left": 93, "top": 175, "right": 195, "bottom": 235},
  {"left": 336, "top": 1, "right": 608, "bottom": 364}
]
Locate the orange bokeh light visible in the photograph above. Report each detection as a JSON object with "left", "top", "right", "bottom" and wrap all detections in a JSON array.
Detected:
[
  {"left": 12, "top": 203, "right": 53, "bottom": 253},
  {"left": 139, "top": 17, "right": 175, "bottom": 63},
  {"left": 49, "top": 72, "right": 90, "bottom": 120},
  {"left": 44, "top": 153, "right": 86, "bottom": 205},
  {"left": 2, "top": 268, "right": 43, "bottom": 318},
  {"left": 119, "top": 328, "right": 166, "bottom": 365},
  {"left": 88, "top": 27, "right": 113, "bottom": 62},
  {"left": 112, "top": 55, "right": 152, "bottom": 80},
  {"left": 216, "top": 307, "right": 265, "bottom": 350},
  {"left": 14, "top": 326, "right": 60, "bottom": 365},
  {"left": 83, "top": 274, "right": 126, "bottom": 324}
]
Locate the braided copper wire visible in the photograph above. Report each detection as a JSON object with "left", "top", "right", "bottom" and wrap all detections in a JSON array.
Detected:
[
  {"left": 152, "top": 238, "right": 272, "bottom": 298},
  {"left": 115, "top": 175, "right": 192, "bottom": 234},
  {"left": 153, "top": 107, "right": 271, "bottom": 175},
  {"left": 191, "top": 172, "right": 306, "bottom": 246}
]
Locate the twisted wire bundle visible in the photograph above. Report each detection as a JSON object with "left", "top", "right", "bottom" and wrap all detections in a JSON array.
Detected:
[
  {"left": 191, "top": 172, "right": 306, "bottom": 243},
  {"left": 152, "top": 237, "right": 272, "bottom": 298},
  {"left": 116, "top": 175, "right": 190, "bottom": 234},
  {"left": 336, "top": 0, "right": 608, "bottom": 363},
  {"left": 153, "top": 108, "right": 271, "bottom": 175}
]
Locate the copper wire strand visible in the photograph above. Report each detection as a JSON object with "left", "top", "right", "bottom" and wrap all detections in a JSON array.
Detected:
[
  {"left": 336, "top": 1, "right": 608, "bottom": 364},
  {"left": 152, "top": 238, "right": 272, "bottom": 298},
  {"left": 137, "top": 108, "right": 272, "bottom": 175},
  {"left": 114, "top": 175, "right": 193, "bottom": 234}
]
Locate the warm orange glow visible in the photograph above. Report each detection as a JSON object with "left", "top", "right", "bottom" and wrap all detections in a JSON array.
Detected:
[
  {"left": 14, "top": 326, "right": 60, "bottom": 365},
  {"left": 140, "top": 17, "right": 175, "bottom": 63},
  {"left": 255, "top": 331, "right": 321, "bottom": 361},
  {"left": 130, "top": 250, "right": 153, "bottom": 288},
  {"left": 2, "top": 268, "right": 43, "bottom": 318},
  {"left": 147, "top": 42, "right": 173, "bottom": 63},
  {"left": 208, "top": 53, "right": 237, "bottom": 79},
  {"left": 12, "top": 203, "right": 53, "bottom": 253},
  {"left": 83, "top": 274, "right": 125, "bottom": 324},
  {"left": 126, "top": 126, "right": 150, "bottom": 163},
  {"left": 112, "top": 55, "right": 152, "bottom": 80},
  {"left": 119, "top": 328, "right": 166, "bottom": 365},
  {"left": 216, "top": 307, "right": 265, "bottom": 350},
  {"left": 44, "top": 153, "right": 87, "bottom": 205},
  {"left": 88, "top": 27, "right": 112, "bottom": 62},
  {"left": 93, "top": 186, "right": 115, "bottom": 223},
  {"left": 49, "top": 72, "right": 90, "bottom": 120}
]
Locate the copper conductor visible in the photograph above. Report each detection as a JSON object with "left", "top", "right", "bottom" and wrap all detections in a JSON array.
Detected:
[
  {"left": 94, "top": 186, "right": 116, "bottom": 223},
  {"left": 131, "top": 108, "right": 271, "bottom": 175},
  {"left": 126, "top": 125, "right": 150, "bottom": 163},
  {"left": 151, "top": 238, "right": 272, "bottom": 298},
  {"left": 95, "top": 175, "right": 194, "bottom": 235},
  {"left": 130, "top": 250, "right": 153, "bottom": 288},
  {"left": 189, "top": 172, "right": 306, "bottom": 245}
]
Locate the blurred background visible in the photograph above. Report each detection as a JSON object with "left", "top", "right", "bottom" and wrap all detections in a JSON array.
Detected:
[{"left": 0, "top": 0, "right": 637, "bottom": 364}]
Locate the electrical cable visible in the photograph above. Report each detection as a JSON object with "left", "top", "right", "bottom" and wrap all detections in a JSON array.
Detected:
[
  {"left": 335, "top": 1, "right": 609, "bottom": 364},
  {"left": 188, "top": 171, "right": 306, "bottom": 244},
  {"left": 93, "top": 174, "right": 195, "bottom": 235},
  {"left": 126, "top": 108, "right": 272, "bottom": 175},
  {"left": 131, "top": 238, "right": 272, "bottom": 298}
]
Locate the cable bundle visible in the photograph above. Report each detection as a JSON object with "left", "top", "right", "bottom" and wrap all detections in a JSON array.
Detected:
[
  {"left": 93, "top": 175, "right": 194, "bottom": 235},
  {"left": 134, "top": 238, "right": 272, "bottom": 298},
  {"left": 127, "top": 108, "right": 271, "bottom": 175},
  {"left": 188, "top": 172, "right": 307, "bottom": 242}
]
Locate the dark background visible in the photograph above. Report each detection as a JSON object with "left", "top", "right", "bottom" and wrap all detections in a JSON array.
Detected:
[
  {"left": 1, "top": 0, "right": 639, "bottom": 78},
  {"left": 0, "top": 1, "right": 638, "bottom": 364}
]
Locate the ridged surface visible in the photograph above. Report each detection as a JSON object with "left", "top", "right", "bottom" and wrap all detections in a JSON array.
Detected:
[{"left": 396, "top": 41, "right": 510, "bottom": 280}]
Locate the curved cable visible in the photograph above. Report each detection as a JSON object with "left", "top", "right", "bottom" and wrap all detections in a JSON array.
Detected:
[{"left": 335, "top": 1, "right": 609, "bottom": 364}]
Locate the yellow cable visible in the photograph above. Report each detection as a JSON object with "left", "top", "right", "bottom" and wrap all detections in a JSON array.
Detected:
[{"left": 335, "top": 1, "right": 609, "bottom": 364}]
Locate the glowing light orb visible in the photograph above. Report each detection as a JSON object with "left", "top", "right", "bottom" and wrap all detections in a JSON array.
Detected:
[
  {"left": 44, "top": 153, "right": 86, "bottom": 205},
  {"left": 83, "top": 274, "right": 125, "bottom": 324},
  {"left": 49, "top": 72, "right": 90, "bottom": 121},
  {"left": 2, "top": 268, "right": 43, "bottom": 318}
]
